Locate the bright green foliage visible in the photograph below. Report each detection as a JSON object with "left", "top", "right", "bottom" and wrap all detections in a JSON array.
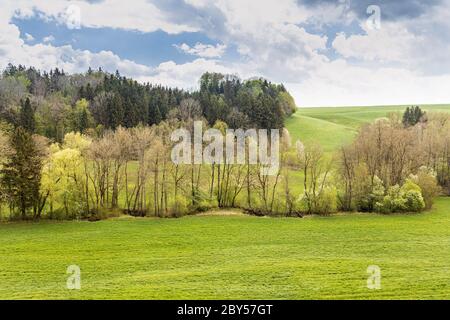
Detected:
[
  {"left": 71, "top": 99, "right": 93, "bottom": 133},
  {"left": 42, "top": 146, "right": 85, "bottom": 219},
  {"left": 298, "top": 185, "right": 337, "bottom": 215},
  {"left": 403, "top": 190, "right": 426, "bottom": 212},
  {"left": 375, "top": 180, "right": 425, "bottom": 214},
  {"left": 40, "top": 132, "right": 92, "bottom": 219},
  {"left": 357, "top": 176, "right": 385, "bottom": 212},
  {"left": 63, "top": 131, "right": 92, "bottom": 150}
]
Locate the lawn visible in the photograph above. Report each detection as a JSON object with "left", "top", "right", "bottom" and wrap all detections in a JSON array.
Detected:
[{"left": 1, "top": 197, "right": 450, "bottom": 300}]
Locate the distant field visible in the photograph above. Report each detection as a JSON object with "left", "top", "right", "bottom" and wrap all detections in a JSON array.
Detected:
[
  {"left": 1, "top": 197, "right": 450, "bottom": 299},
  {"left": 286, "top": 104, "right": 450, "bottom": 152}
]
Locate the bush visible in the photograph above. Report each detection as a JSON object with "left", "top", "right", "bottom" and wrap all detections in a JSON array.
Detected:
[
  {"left": 188, "top": 189, "right": 218, "bottom": 213},
  {"left": 403, "top": 190, "right": 426, "bottom": 212},
  {"left": 375, "top": 185, "right": 406, "bottom": 213},
  {"left": 356, "top": 176, "right": 385, "bottom": 212},
  {"left": 172, "top": 195, "right": 190, "bottom": 217},
  {"left": 298, "top": 186, "right": 338, "bottom": 215},
  {"left": 375, "top": 180, "right": 425, "bottom": 214},
  {"left": 410, "top": 167, "right": 441, "bottom": 209}
]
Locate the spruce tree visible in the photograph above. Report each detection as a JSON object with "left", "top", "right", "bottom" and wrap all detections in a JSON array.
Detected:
[
  {"left": 1, "top": 127, "right": 42, "bottom": 219},
  {"left": 79, "top": 108, "right": 89, "bottom": 133},
  {"left": 19, "top": 98, "right": 35, "bottom": 133},
  {"left": 148, "top": 105, "right": 162, "bottom": 125},
  {"left": 403, "top": 106, "right": 425, "bottom": 127}
]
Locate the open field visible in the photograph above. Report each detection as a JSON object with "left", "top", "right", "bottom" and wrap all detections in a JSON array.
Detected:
[
  {"left": 1, "top": 197, "right": 450, "bottom": 300},
  {"left": 286, "top": 104, "right": 450, "bottom": 152}
]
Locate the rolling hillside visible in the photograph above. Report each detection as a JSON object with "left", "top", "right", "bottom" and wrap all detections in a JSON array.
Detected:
[{"left": 286, "top": 104, "right": 450, "bottom": 152}]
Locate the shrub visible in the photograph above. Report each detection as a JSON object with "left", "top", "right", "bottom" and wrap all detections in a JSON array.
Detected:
[
  {"left": 171, "top": 196, "right": 188, "bottom": 217},
  {"left": 356, "top": 176, "right": 385, "bottom": 212},
  {"left": 375, "top": 185, "right": 406, "bottom": 213},
  {"left": 410, "top": 167, "right": 441, "bottom": 209},
  {"left": 298, "top": 186, "right": 338, "bottom": 215},
  {"left": 375, "top": 180, "right": 425, "bottom": 214},
  {"left": 189, "top": 189, "right": 218, "bottom": 213},
  {"left": 403, "top": 190, "right": 426, "bottom": 212}
]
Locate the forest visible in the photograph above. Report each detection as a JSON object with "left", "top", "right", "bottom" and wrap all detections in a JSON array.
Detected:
[{"left": 0, "top": 64, "right": 448, "bottom": 221}]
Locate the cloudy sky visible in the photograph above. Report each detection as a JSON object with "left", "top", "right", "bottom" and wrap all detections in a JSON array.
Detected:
[{"left": 0, "top": 0, "right": 449, "bottom": 107}]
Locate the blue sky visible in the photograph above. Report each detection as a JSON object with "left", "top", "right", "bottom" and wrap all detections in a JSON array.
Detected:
[
  {"left": 1, "top": 0, "right": 449, "bottom": 106},
  {"left": 13, "top": 15, "right": 241, "bottom": 67}
]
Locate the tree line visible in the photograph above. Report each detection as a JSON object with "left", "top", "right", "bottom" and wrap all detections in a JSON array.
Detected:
[
  {"left": 0, "top": 106, "right": 447, "bottom": 221},
  {"left": 0, "top": 64, "right": 447, "bottom": 221},
  {"left": 0, "top": 65, "right": 296, "bottom": 144}
]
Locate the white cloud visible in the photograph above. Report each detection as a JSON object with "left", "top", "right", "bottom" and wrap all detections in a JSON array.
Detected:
[
  {"left": 0, "top": 22, "right": 151, "bottom": 78},
  {"left": 288, "top": 60, "right": 450, "bottom": 107},
  {"left": 175, "top": 42, "right": 227, "bottom": 58},
  {"left": 12, "top": 0, "right": 199, "bottom": 34},
  {"left": 42, "top": 35, "right": 55, "bottom": 43},
  {"left": 138, "top": 58, "right": 233, "bottom": 89},
  {"left": 0, "top": 0, "right": 450, "bottom": 107},
  {"left": 24, "top": 33, "right": 34, "bottom": 42},
  {"left": 332, "top": 23, "right": 419, "bottom": 63}
]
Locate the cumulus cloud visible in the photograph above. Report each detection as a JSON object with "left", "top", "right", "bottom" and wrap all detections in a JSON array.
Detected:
[
  {"left": 42, "top": 35, "right": 55, "bottom": 43},
  {"left": 0, "top": 17, "right": 152, "bottom": 77},
  {"left": 12, "top": 0, "right": 199, "bottom": 34},
  {"left": 0, "top": 0, "right": 450, "bottom": 106},
  {"left": 332, "top": 23, "right": 419, "bottom": 63},
  {"left": 24, "top": 33, "right": 34, "bottom": 42},
  {"left": 174, "top": 42, "right": 227, "bottom": 58},
  {"left": 138, "top": 58, "right": 233, "bottom": 89}
]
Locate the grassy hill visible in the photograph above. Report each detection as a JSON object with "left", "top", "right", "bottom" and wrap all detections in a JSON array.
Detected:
[{"left": 286, "top": 104, "right": 450, "bottom": 152}]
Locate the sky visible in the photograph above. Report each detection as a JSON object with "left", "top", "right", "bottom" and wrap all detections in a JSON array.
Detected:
[{"left": 0, "top": 0, "right": 449, "bottom": 107}]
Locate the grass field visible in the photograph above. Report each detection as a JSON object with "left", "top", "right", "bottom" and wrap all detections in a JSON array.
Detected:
[
  {"left": 286, "top": 104, "right": 450, "bottom": 152},
  {"left": 1, "top": 198, "right": 450, "bottom": 300}
]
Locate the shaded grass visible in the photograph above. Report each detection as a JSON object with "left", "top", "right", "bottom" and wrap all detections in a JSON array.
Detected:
[{"left": 1, "top": 197, "right": 450, "bottom": 300}]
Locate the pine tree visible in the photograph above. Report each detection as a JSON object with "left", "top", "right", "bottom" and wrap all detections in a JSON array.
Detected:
[
  {"left": 1, "top": 127, "right": 42, "bottom": 219},
  {"left": 108, "top": 94, "right": 124, "bottom": 129},
  {"left": 402, "top": 107, "right": 410, "bottom": 127},
  {"left": 19, "top": 97, "right": 35, "bottom": 133},
  {"left": 85, "top": 83, "right": 94, "bottom": 101},
  {"left": 79, "top": 108, "right": 89, "bottom": 133},
  {"left": 403, "top": 106, "right": 425, "bottom": 127},
  {"left": 148, "top": 105, "right": 162, "bottom": 125}
]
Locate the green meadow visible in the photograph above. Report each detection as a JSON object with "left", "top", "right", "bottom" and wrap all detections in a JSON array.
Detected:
[
  {"left": 286, "top": 104, "right": 450, "bottom": 152},
  {"left": 1, "top": 104, "right": 450, "bottom": 300},
  {"left": 1, "top": 198, "right": 450, "bottom": 300}
]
